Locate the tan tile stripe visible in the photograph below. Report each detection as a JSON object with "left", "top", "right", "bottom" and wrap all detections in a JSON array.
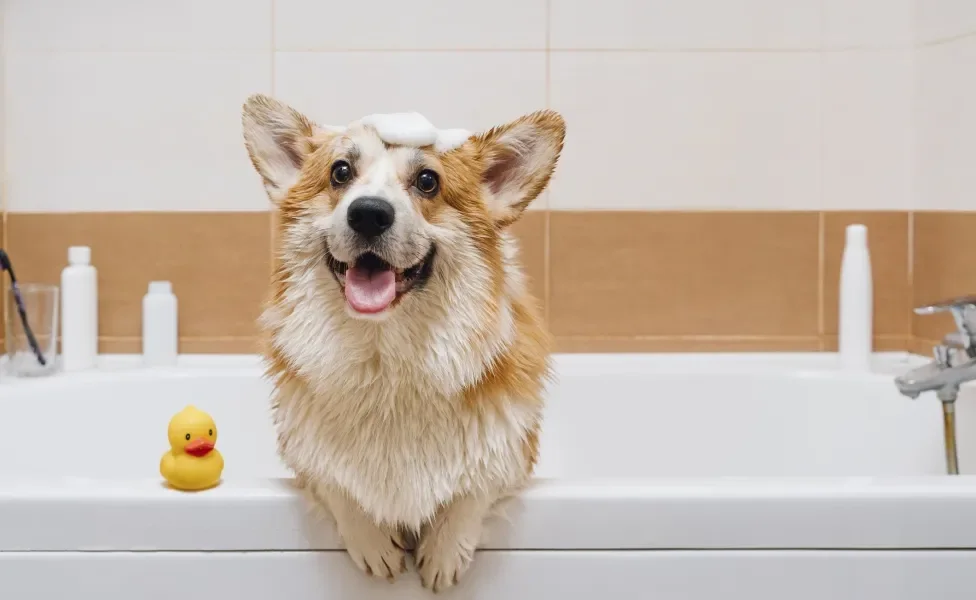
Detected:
[
  {"left": 913, "top": 212, "right": 976, "bottom": 344},
  {"left": 2, "top": 210, "right": 971, "bottom": 355},
  {"left": 1, "top": 208, "right": 6, "bottom": 354},
  {"left": 6, "top": 212, "right": 271, "bottom": 354},
  {"left": 549, "top": 211, "right": 822, "bottom": 337}
]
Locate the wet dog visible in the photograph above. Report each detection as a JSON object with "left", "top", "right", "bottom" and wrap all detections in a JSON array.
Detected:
[{"left": 241, "top": 95, "right": 565, "bottom": 591}]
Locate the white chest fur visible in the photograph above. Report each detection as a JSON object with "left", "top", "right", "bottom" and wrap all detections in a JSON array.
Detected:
[
  {"left": 265, "top": 232, "right": 540, "bottom": 529},
  {"left": 272, "top": 359, "right": 538, "bottom": 529}
]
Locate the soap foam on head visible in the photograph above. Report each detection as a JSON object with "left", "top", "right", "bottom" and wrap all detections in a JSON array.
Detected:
[{"left": 340, "top": 112, "right": 471, "bottom": 153}]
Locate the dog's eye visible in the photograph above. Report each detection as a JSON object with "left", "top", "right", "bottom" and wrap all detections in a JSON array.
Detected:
[
  {"left": 331, "top": 161, "right": 352, "bottom": 186},
  {"left": 415, "top": 170, "right": 439, "bottom": 195}
]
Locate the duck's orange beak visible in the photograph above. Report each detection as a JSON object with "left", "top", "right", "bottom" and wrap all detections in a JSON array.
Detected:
[{"left": 184, "top": 439, "right": 214, "bottom": 457}]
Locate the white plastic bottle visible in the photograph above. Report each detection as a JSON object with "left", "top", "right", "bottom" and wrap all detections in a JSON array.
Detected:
[
  {"left": 838, "top": 224, "right": 873, "bottom": 371},
  {"left": 60, "top": 246, "right": 98, "bottom": 371},
  {"left": 142, "top": 281, "right": 178, "bottom": 366}
]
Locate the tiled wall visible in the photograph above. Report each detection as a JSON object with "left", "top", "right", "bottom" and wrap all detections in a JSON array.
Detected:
[
  {"left": 914, "top": 0, "right": 976, "bottom": 348},
  {"left": 1, "top": 4, "right": 7, "bottom": 353},
  {"left": 0, "top": 0, "right": 973, "bottom": 354}
]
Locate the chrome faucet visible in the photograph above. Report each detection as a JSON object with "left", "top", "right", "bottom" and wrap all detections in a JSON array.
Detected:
[{"left": 894, "top": 295, "right": 976, "bottom": 475}]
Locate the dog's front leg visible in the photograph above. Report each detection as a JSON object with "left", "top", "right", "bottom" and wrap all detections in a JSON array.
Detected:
[
  {"left": 312, "top": 483, "right": 407, "bottom": 582},
  {"left": 416, "top": 491, "right": 496, "bottom": 593}
]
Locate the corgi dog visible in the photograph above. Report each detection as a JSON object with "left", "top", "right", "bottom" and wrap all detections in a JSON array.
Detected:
[{"left": 241, "top": 94, "right": 565, "bottom": 592}]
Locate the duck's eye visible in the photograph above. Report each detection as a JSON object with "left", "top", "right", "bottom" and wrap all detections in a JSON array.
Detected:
[
  {"left": 331, "top": 160, "right": 352, "bottom": 186},
  {"left": 415, "top": 169, "right": 439, "bottom": 195},
  {"left": 209, "top": 429, "right": 213, "bottom": 436},
  {"left": 185, "top": 433, "right": 191, "bottom": 441}
]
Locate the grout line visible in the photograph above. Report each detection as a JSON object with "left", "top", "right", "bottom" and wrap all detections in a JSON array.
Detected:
[
  {"left": 269, "top": 211, "right": 276, "bottom": 279},
  {"left": 908, "top": 211, "right": 917, "bottom": 343},
  {"left": 543, "top": 0, "right": 552, "bottom": 326},
  {"left": 541, "top": 228, "right": 550, "bottom": 331},
  {"left": 907, "top": 211, "right": 915, "bottom": 283},
  {"left": 98, "top": 336, "right": 258, "bottom": 341},
  {"left": 2, "top": 44, "right": 930, "bottom": 56},
  {"left": 267, "top": 0, "right": 276, "bottom": 290},
  {"left": 815, "top": 3, "right": 825, "bottom": 352},
  {"left": 919, "top": 29, "right": 976, "bottom": 48},
  {"left": 545, "top": 0, "right": 551, "bottom": 108},
  {"left": 817, "top": 211, "right": 825, "bottom": 342},
  {"left": 270, "top": 0, "right": 277, "bottom": 56},
  {"left": 1, "top": 39, "right": 7, "bottom": 346},
  {"left": 2, "top": 49, "right": 284, "bottom": 55},
  {"left": 556, "top": 335, "right": 825, "bottom": 342},
  {"left": 8, "top": 207, "right": 934, "bottom": 215},
  {"left": 266, "top": 47, "right": 874, "bottom": 54}
]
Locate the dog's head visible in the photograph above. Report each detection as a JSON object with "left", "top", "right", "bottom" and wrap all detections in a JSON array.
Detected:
[{"left": 241, "top": 94, "right": 564, "bottom": 325}]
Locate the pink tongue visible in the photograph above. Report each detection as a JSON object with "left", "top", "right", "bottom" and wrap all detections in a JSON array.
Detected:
[{"left": 344, "top": 267, "right": 396, "bottom": 313}]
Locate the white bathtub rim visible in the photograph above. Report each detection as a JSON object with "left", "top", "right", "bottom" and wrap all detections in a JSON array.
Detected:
[
  {"left": 0, "top": 476, "right": 976, "bottom": 552},
  {"left": 0, "top": 351, "right": 936, "bottom": 391},
  {"left": 4, "top": 475, "right": 976, "bottom": 552},
  {"left": 8, "top": 473, "right": 976, "bottom": 499}
]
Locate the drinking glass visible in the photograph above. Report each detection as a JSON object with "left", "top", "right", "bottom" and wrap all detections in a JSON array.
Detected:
[{"left": 5, "top": 283, "right": 59, "bottom": 376}]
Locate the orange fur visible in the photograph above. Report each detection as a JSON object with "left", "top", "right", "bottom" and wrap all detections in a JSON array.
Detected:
[{"left": 241, "top": 94, "right": 565, "bottom": 592}]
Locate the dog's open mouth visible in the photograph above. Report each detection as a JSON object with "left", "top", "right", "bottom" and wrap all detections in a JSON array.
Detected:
[{"left": 326, "top": 247, "right": 435, "bottom": 315}]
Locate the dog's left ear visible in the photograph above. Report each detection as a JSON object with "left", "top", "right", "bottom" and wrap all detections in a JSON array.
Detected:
[{"left": 474, "top": 110, "right": 566, "bottom": 227}]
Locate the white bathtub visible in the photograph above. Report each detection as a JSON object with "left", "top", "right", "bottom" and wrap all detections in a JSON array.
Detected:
[{"left": 2, "top": 352, "right": 976, "bottom": 599}]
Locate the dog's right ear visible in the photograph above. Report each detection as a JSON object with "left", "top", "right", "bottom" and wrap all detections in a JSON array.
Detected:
[{"left": 242, "top": 94, "right": 320, "bottom": 204}]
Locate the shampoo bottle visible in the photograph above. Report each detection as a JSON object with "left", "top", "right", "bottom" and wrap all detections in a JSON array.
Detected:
[
  {"left": 142, "top": 281, "right": 178, "bottom": 366},
  {"left": 60, "top": 246, "right": 98, "bottom": 371},
  {"left": 838, "top": 224, "right": 873, "bottom": 371}
]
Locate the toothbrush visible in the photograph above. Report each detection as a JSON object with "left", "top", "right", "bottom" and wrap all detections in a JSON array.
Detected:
[{"left": 0, "top": 249, "right": 47, "bottom": 366}]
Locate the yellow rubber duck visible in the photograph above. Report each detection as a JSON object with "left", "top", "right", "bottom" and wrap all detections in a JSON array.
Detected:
[{"left": 160, "top": 405, "right": 224, "bottom": 491}]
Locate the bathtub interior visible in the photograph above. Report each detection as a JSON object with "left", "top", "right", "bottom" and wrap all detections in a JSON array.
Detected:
[{"left": 1, "top": 352, "right": 975, "bottom": 481}]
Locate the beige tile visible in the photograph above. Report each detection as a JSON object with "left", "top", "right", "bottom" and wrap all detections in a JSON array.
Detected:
[
  {"left": 549, "top": 211, "right": 820, "bottom": 337},
  {"left": 6, "top": 213, "right": 271, "bottom": 344},
  {"left": 822, "top": 212, "right": 912, "bottom": 338},
  {"left": 548, "top": 52, "right": 820, "bottom": 210},
  {"left": 0, "top": 216, "right": 5, "bottom": 355},
  {"left": 4, "top": 0, "right": 272, "bottom": 51},
  {"left": 274, "top": 51, "right": 547, "bottom": 131},
  {"left": 5, "top": 52, "right": 271, "bottom": 212},
  {"left": 274, "top": 0, "right": 545, "bottom": 50},
  {"left": 916, "top": 38, "right": 976, "bottom": 210},
  {"left": 822, "top": 52, "right": 913, "bottom": 209},
  {"left": 917, "top": 0, "right": 976, "bottom": 43},
  {"left": 549, "top": 0, "right": 821, "bottom": 50},
  {"left": 913, "top": 212, "right": 976, "bottom": 342},
  {"left": 556, "top": 336, "right": 822, "bottom": 353},
  {"left": 824, "top": 0, "right": 913, "bottom": 48}
]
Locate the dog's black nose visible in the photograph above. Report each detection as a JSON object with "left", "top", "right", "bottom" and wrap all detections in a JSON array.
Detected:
[{"left": 347, "top": 197, "right": 395, "bottom": 238}]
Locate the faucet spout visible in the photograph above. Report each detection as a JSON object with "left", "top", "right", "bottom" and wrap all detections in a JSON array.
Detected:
[
  {"left": 894, "top": 356, "right": 976, "bottom": 399},
  {"left": 894, "top": 295, "right": 976, "bottom": 475},
  {"left": 894, "top": 357, "right": 969, "bottom": 476}
]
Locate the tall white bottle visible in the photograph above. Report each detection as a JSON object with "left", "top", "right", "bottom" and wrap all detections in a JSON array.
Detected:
[
  {"left": 60, "top": 246, "right": 98, "bottom": 371},
  {"left": 142, "top": 281, "right": 178, "bottom": 366},
  {"left": 838, "top": 224, "right": 873, "bottom": 371}
]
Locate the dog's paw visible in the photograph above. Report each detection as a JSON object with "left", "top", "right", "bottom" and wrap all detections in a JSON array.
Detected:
[
  {"left": 415, "top": 525, "right": 479, "bottom": 592},
  {"left": 342, "top": 524, "right": 408, "bottom": 582}
]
